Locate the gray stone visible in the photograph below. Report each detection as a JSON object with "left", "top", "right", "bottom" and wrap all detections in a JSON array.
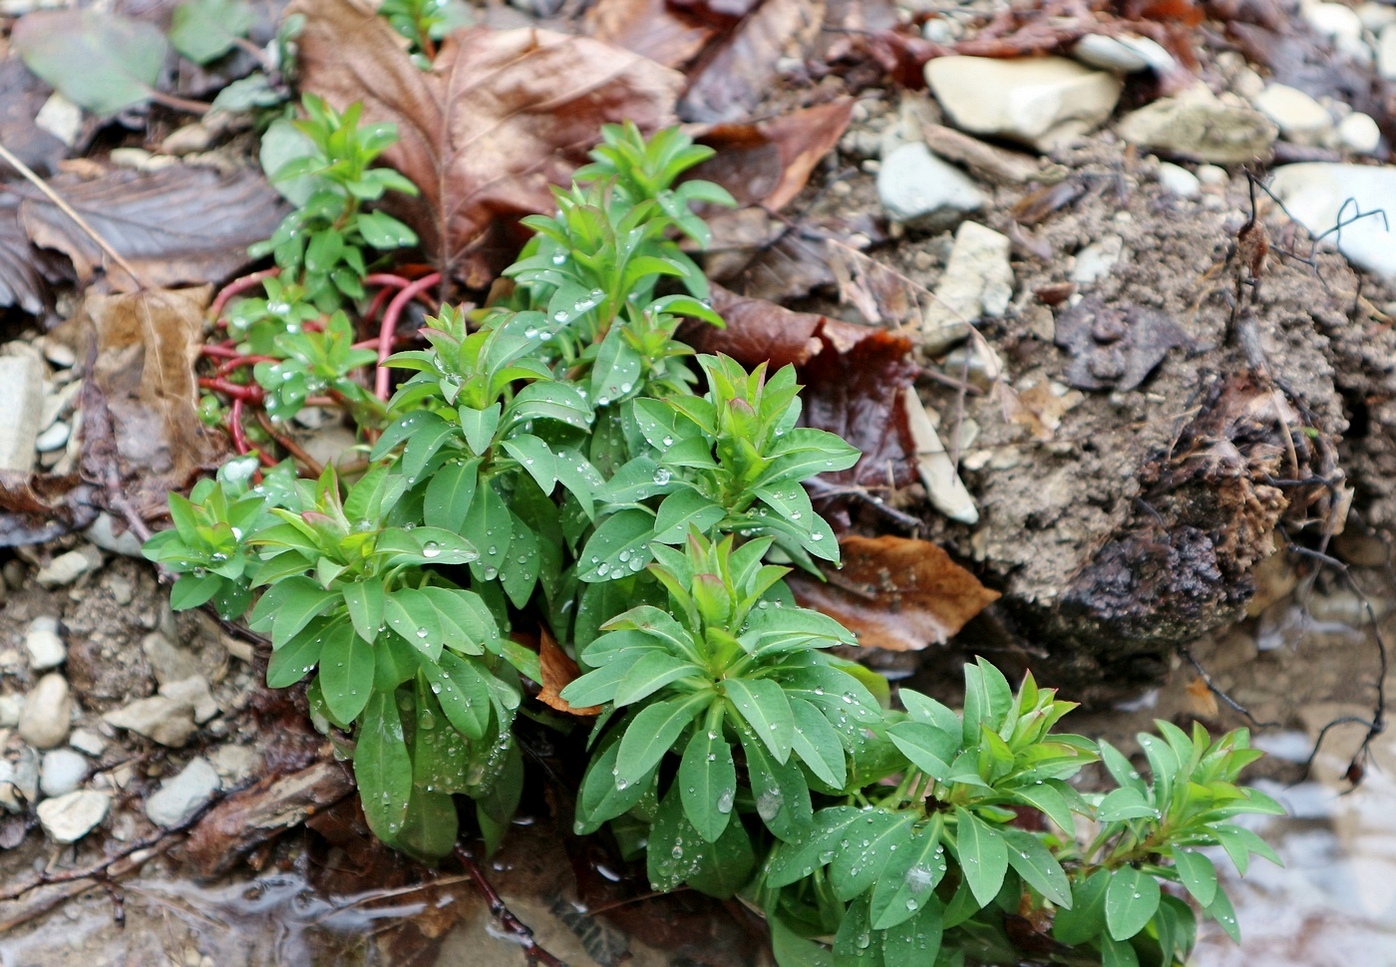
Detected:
[
  {"left": 145, "top": 756, "right": 220, "bottom": 828},
  {"left": 0, "top": 693, "right": 21, "bottom": 727},
  {"left": 922, "top": 221, "right": 1013, "bottom": 351},
  {"left": 210, "top": 743, "right": 260, "bottom": 784},
  {"left": 1268, "top": 163, "right": 1396, "bottom": 280},
  {"left": 24, "top": 616, "right": 65, "bottom": 671},
  {"left": 1116, "top": 86, "right": 1277, "bottom": 163},
  {"left": 1196, "top": 164, "right": 1230, "bottom": 187},
  {"left": 68, "top": 727, "right": 107, "bottom": 756},
  {"left": 1254, "top": 84, "right": 1332, "bottom": 145},
  {"left": 1071, "top": 34, "right": 1150, "bottom": 73},
  {"left": 163, "top": 123, "right": 213, "bottom": 155},
  {"left": 926, "top": 55, "right": 1122, "bottom": 151},
  {"left": 18, "top": 673, "right": 71, "bottom": 749},
  {"left": 33, "top": 92, "right": 82, "bottom": 147},
  {"left": 34, "top": 421, "right": 69, "bottom": 452},
  {"left": 1157, "top": 162, "right": 1201, "bottom": 198},
  {"left": 39, "top": 748, "right": 88, "bottom": 797},
  {"left": 1071, "top": 235, "right": 1125, "bottom": 284},
  {"left": 1381, "top": 23, "right": 1396, "bottom": 81},
  {"left": 877, "top": 143, "right": 985, "bottom": 228},
  {"left": 0, "top": 759, "right": 16, "bottom": 813},
  {"left": 36, "top": 546, "right": 101, "bottom": 588},
  {"left": 142, "top": 631, "right": 200, "bottom": 686},
  {"left": 0, "top": 355, "right": 43, "bottom": 473},
  {"left": 159, "top": 675, "right": 219, "bottom": 723},
  {"left": 1338, "top": 112, "right": 1382, "bottom": 154},
  {"left": 85, "top": 513, "right": 147, "bottom": 557},
  {"left": 1304, "top": 1, "right": 1363, "bottom": 42},
  {"left": 1359, "top": 1, "right": 1396, "bottom": 32},
  {"left": 11, "top": 745, "right": 39, "bottom": 803},
  {"left": 37, "top": 789, "right": 110, "bottom": 843},
  {"left": 103, "top": 695, "right": 198, "bottom": 747}
]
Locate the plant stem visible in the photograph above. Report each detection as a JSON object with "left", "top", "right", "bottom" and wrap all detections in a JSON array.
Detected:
[
  {"left": 209, "top": 268, "right": 281, "bottom": 321},
  {"left": 375, "top": 272, "right": 442, "bottom": 401}
]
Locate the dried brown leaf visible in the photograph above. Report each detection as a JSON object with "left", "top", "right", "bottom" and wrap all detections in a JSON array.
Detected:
[
  {"left": 291, "top": 0, "right": 684, "bottom": 286},
  {"left": 0, "top": 470, "right": 99, "bottom": 546},
  {"left": 0, "top": 195, "right": 48, "bottom": 314},
  {"left": 15, "top": 166, "right": 287, "bottom": 292},
  {"left": 788, "top": 535, "right": 999, "bottom": 650},
  {"left": 585, "top": 0, "right": 715, "bottom": 68},
  {"left": 538, "top": 626, "right": 601, "bottom": 716},
  {"left": 0, "top": 59, "right": 70, "bottom": 179},
  {"left": 679, "top": 0, "right": 823, "bottom": 123}
]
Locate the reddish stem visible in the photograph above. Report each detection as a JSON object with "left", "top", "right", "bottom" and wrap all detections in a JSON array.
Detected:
[
  {"left": 200, "top": 378, "right": 264, "bottom": 403},
  {"left": 361, "top": 285, "right": 398, "bottom": 331},
  {"left": 200, "top": 344, "right": 242, "bottom": 360},
  {"left": 209, "top": 268, "right": 281, "bottom": 322},
  {"left": 363, "top": 273, "right": 414, "bottom": 289},
  {"left": 215, "top": 355, "right": 278, "bottom": 379},
  {"left": 229, "top": 399, "right": 250, "bottom": 455},
  {"left": 375, "top": 272, "right": 441, "bottom": 401}
]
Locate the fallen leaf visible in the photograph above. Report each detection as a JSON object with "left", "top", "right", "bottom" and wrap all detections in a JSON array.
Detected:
[
  {"left": 0, "top": 195, "right": 50, "bottom": 315},
  {"left": 827, "top": 240, "right": 926, "bottom": 328},
  {"left": 584, "top": 0, "right": 716, "bottom": 69},
  {"left": 0, "top": 60, "right": 70, "bottom": 178},
  {"left": 11, "top": 9, "right": 168, "bottom": 115},
  {"left": 679, "top": 0, "right": 824, "bottom": 123},
  {"left": 15, "top": 166, "right": 288, "bottom": 292},
  {"left": 71, "top": 287, "right": 232, "bottom": 519},
  {"left": 1185, "top": 674, "right": 1220, "bottom": 718},
  {"left": 290, "top": 0, "right": 684, "bottom": 287},
  {"left": 788, "top": 535, "right": 999, "bottom": 650},
  {"left": 538, "top": 626, "right": 601, "bottom": 716},
  {"left": 691, "top": 283, "right": 824, "bottom": 367},
  {"left": 0, "top": 470, "right": 99, "bottom": 547},
  {"left": 691, "top": 98, "right": 853, "bottom": 211}
]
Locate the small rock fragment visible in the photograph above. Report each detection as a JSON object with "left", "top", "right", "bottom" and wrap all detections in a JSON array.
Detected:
[
  {"left": 1196, "top": 164, "right": 1230, "bottom": 187},
  {"left": 163, "top": 123, "right": 213, "bottom": 155},
  {"left": 145, "top": 757, "right": 221, "bottom": 828},
  {"left": 24, "top": 616, "right": 65, "bottom": 671},
  {"left": 39, "top": 748, "right": 88, "bottom": 797},
  {"left": 37, "top": 789, "right": 111, "bottom": 843},
  {"left": 1381, "top": 23, "right": 1396, "bottom": 80},
  {"left": 103, "top": 695, "right": 198, "bottom": 748},
  {"left": 18, "top": 673, "right": 72, "bottom": 749},
  {"left": 1117, "top": 86, "right": 1277, "bottom": 163},
  {"left": 210, "top": 743, "right": 260, "bottom": 785},
  {"left": 1268, "top": 163, "right": 1396, "bottom": 280},
  {"left": 0, "top": 693, "right": 22, "bottom": 728},
  {"left": 926, "top": 55, "right": 1122, "bottom": 151},
  {"left": 36, "top": 547, "right": 101, "bottom": 588},
  {"left": 1254, "top": 84, "right": 1332, "bottom": 146},
  {"left": 34, "top": 93, "right": 82, "bottom": 147},
  {"left": 1304, "top": 1, "right": 1364, "bottom": 43},
  {"left": 142, "top": 631, "right": 200, "bottom": 686},
  {"left": 1157, "top": 162, "right": 1201, "bottom": 198},
  {"left": 922, "top": 221, "right": 1014, "bottom": 351},
  {"left": 903, "top": 394, "right": 978, "bottom": 525},
  {"left": 1054, "top": 297, "right": 1192, "bottom": 391},
  {"left": 34, "top": 421, "right": 70, "bottom": 452},
  {"left": 85, "top": 513, "right": 147, "bottom": 557},
  {"left": 1071, "top": 34, "right": 1153, "bottom": 73},
  {"left": 1338, "top": 112, "right": 1382, "bottom": 155},
  {"left": 1071, "top": 235, "right": 1125, "bottom": 285},
  {"left": 0, "top": 355, "right": 43, "bottom": 473},
  {"left": 68, "top": 727, "right": 107, "bottom": 756},
  {"left": 160, "top": 675, "right": 219, "bottom": 724},
  {"left": 877, "top": 142, "right": 985, "bottom": 229}
]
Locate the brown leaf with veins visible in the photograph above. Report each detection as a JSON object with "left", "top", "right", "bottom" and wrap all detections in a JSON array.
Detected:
[
  {"left": 538, "top": 626, "right": 601, "bottom": 716},
  {"left": 788, "top": 535, "right": 999, "bottom": 651},
  {"left": 679, "top": 0, "right": 824, "bottom": 122},
  {"left": 585, "top": 0, "right": 715, "bottom": 68},
  {"left": 0, "top": 470, "right": 99, "bottom": 547},
  {"left": 291, "top": 0, "right": 684, "bottom": 287}
]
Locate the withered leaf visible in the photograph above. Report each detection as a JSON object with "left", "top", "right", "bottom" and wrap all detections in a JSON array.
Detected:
[
  {"left": 0, "top": 470, "right": 99, "bottom": 547},
  {"left": 679, "top": 0, "right": 823, "bottom": 123},
  {"left": 788, "top": 535, "right": 999, "bottom": 651},
  {"left": 290, "top": 0, "right": 684, "bottom": 287},
  {"left": 538, "top": 626, "right": 601, "bottom": 716},
  {"left": 0, "top": 194, "right": 49, "bottom": 315},
  {"left": 16, "top": 166, "right": 287, "bottom": 292},
  {"left": 74, "top": 287, "right": 231, "bottom": 519},
  {"left": 0, "top": 59, "right": 70, "bottom": 179},
  {"left": 584, "top": 0, "right": 716, "bottom": 69},
  {"left": 691, "top": 98, "right": 853, "bottom": 211}
]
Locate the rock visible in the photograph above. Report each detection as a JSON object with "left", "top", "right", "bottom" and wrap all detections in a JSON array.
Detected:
[
  {"left": 1254, "top": 84, "right": 1332, "bottom": 145},
  {"left": 877, "top": 142, "right": 985, "bottom": 228},
  {"left": 24, "top": 616, "right": 65, "bottom": 671},
  {"left": 163, "top": 123, "right": 213, "bottom": 155},
  {"left": 1359, "top": 1, "right": 1396, "bottom": 32},
  {"left": 1268, "top": 163, "right": 1396, "bottom": 280},
  {"left": 1381, "top": 23, "right": 1396, "bottom": 80},
  {"left": 11, "top": 745, "right": 39, "bottom": 803},
  {"left": 18, "top": 674, "right": 71, "bottom": 749},
  {"left": 926, "top": 56, "right": 1122, "bottom": 151},
  {"left": 1071, "top": 34, "right": 1174, "bottom": 75},
  {"left": 1338, "top": 111, "right": 1382, "bottom": 154},
  {"left": 210, "top": 743, "right": 260, "bottom": 784},
  {"left": 68, "top": 727, "right": 107, "bottom": 756},
  {"left": 904, "top": 396, "right": 978, "bottom": 524},
  {"left": 160, "top": 675, "right": 219, "bottom": 723},
  {"left": 85, "top": 513, "right": 147, "bottom": 557},
  {"left": 1157, "top": 162, "right": 1201, "bottom": 198},
  {"left": 1071, "top": 235, "right": 1125, "bottom": 284},
  {"left": 0, "top": 759, "right": 17, "bottom": 813},
  {"left": 145, "top": 756, "right": 220, "bottom": 828},
  {"left": 37, "top": 789, "right": 110, "bottom": 843},
  {"left": 39, "top": 748, "right": 88, "bottom": 797},
  {"left": 0, "top": 355, "right": 43, "bottom": 472},
  {"left": 103, "top": 695, "right": 198, "bottom": 747},
  {"left": 34, "top": 93, "right": 82, "bottom": 147},
  {"left": 36, "top": 546, "right": 101, "bottom": 588},
  {"left": 142, "top": 632, "right": 200, "bottom": 686},
  {"left": 1116, "top": 86, "right": 1277, "bottom": 163},
  {"left": 1196, "top": 164, "right": 1230, "bottom": 187},
  {"left": 1303, "top": 1, "right": 1364, "bottom": 42},
  {"left": 34, "top": 421, "right": 70, "bottom": 453},
  {"left": 40, "top": 340, "right": 75, "bottom": 368},
  {"left": 922, "top": 221, "right": 1014, "bottom": 350},
  {"left": 0, "top": 693, "right": 21, "bottom": 727}
]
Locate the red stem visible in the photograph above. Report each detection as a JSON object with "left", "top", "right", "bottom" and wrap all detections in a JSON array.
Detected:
[
  {"left": 215, "top": 355, "right": 277, "bottom": 379},
  {"left": 375, "top": 272, "right": 441, "bottom": 401},
  {"left": 229, "top": 399, "right": 249, "bottom": 455},
  {"left": 209, "top": 268, "right": 281, "bottom": 322},
  {"left": 200, "top": 344, "right": 241, "bottom": 360},
  {"left": 200, "top": 378, "right": 264, "bottom": 403}
]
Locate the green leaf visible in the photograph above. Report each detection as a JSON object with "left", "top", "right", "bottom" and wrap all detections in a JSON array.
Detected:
[
  {"left": 651, "top": 488, "right": 725, "bottom": 545},
  {"left": 457, "top": 403, "right": 502, "bottom": 456},
  {"left": 169, "top": 0, "right": 257, "bottom": 64},
  {"left": 685, "top": 813, "right": 756, "bottom": 899},
  {"left": 882, "top": 898, "right": 943, "bottom": 967},
  {"left": 265, "top": 619, "right": 327, "bottom": 688},
  {"left": 1212, "top": 823, "right": 1283, "bottom": 875},
  {"left": 765, "top": 805, "right": 869, "bottom": 887},
  {"left": 357, "top": 211, "right": 418, "bottom": 248},
  {"left": 13, "top": 10, "right": 167, "bottom": 114},
  {"left": 318, "top": 624, "right": 375, "bottom": 722},
  {"left": 463, "top": 483, "right": 512, "bottom": 583},
  {"left": 1105, "top": 864, "right": 1161, "bottom": 941},
  {"left": 724, "top": 677, "right": 794, "bottom": 763},
  {"left": 1172, "top": 848, "right": 1218, "bottom": 907},
  {"left": 170, "top": 573, "right": 221, "bottom": 611},
  {"left": 383, "top": 588, "right": 443, "bottom": 662},
  {"left": 401, "top": 416, "right": 458, "bottom": 482},
  {"left": 373, "top": 409, "right": 448, "bottom": 459},
  {"left": 377, "top": 526, "right": 478, "bottom": 567},
  {"left": 1099, "top": 740, "right": 1147, "bottom": 793},
  {"left": 739, "top": 725, "right": 813, "bottom": 843},
  {"left": 789, "top": 698, "right": 846, "bottom": 789},
  {"left": 679, "top": 721, "right": 737, "bottom": 843},
  {"left": 355, "top": 689, "right": 413, "bottom": 841},
  {"left": 1100, "top": 931, "right": 1141, "bottom": 967},
  {"left": 249, "top": 576, "right": 337, "bottom": 646},
  {"left": 577, "top": 509, "right": 654, "bottom": 583},
  {"left": 342, "top": 580, "right": 384, "bottom": 644},
  {"left": 1205, "top": 885, "right": 1241, "bottom": 943},
  {"left": 576, "top": 737, "right": 656, "bottom": 834},
  {"left": 614, "top": 652, "right": 702, "bottom": 706},
  {"left": 887, "top": 722, "right": 959, "bottom": 781},
  {"left": 1002, "top": 828, "right": 1071, "bottom": 908},
  {"left": 1096, "top": 787, "right": 1159, "bottom": 822},
  {"left": 423, "top": 458, "right": 479, "bottom": 531},
  {"left": 499, "top": 517, "right": 541, "bottom": 609},
  {"left": 1053, "top": 868, "right": 1110, "bottom": 945},
  {"left": 396, "top": 787, "right": 459, "bottom": 861},
  {"left": 502, "top": 435, "right": 558, "bottom": 495},
  {"left": 420, "top": 651, "right": 491, "bottom": 739},
  {"left": 1008, "top": 778, "right": 1078, "bottom": 834},
  {"left": 615, "top": 691, "right": 710, "bottom": 785},
  {"left": 827, "top": 808, "right": 916, "bottom": 903},
  {"left": 953, "top": 807, "right": 1008, "bottom": 908},
  {"left": 507, "top": 381, "right": 593, "bottom": 432},
  {"left": 646, "top": 785, "right": 707, "bottom": 892},
  {"left": 870, "top": 817, "right": 948, "bottom": 931}
]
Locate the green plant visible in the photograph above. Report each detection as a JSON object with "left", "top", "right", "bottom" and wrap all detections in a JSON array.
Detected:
[
  {"left": 378, "top": 0, "right": 471, "bottom": 64},
  {"left": 148, "top": 124, "right": 1281, "bottom": 967}
]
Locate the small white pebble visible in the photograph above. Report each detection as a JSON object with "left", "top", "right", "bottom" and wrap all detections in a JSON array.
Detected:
[
  {"left": 1157, "top": 162, "right": 1201, "bottom": 198},
  {"left": 1197, "top": 164, "right": 1230, "bottom": 187},
  {"left": 1338, "top": 111, "right": 1382, "bottom": 154}
]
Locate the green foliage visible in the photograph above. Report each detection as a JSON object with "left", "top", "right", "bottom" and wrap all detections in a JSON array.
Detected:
[
  {"left": 148, "top": 124, "right": 1281, "bottom": 964},
  {"left": 169, "top": 0, "right": 257, "bottom": 65},
  {"left": 378, "top": 0, "right": 472, "bottom": 65},
  {"left": 13, "top": 9, "right": 168, "bottom": 115},
  {"left": 254, "top": 94, "right": 420, "bottom": 311}
]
